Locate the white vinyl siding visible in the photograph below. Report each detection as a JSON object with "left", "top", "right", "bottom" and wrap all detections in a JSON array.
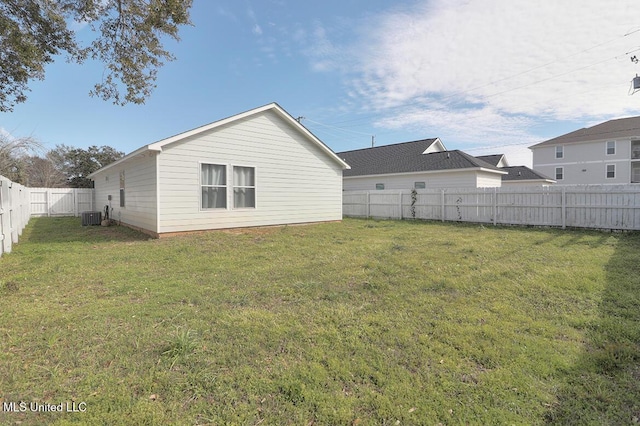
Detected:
[
  {"left": 532, "top": 139, "right": 632, "bottom": 185},
  {"left": 343, "top": 170, "right": 503, "bottom": 191},
  {"left": 92, "top": 153, "right": 158, "bottom": 233},
  {"left": 157, "top": 110, "right": 343, "bottom": 233}
]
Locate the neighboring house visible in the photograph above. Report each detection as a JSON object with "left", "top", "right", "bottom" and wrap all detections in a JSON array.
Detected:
[
  {"left": 475, "top": 154, "right": 510, "bottom": 168},
  {"left": 476, "top": 154, "right": 555, "bottom": 186},
  {"left": 338, "top": 138, "right": 507, "bottom": 190},
  {"left": 499, "top": 166, "right": 556, "bottom": 186},
  {"left": 88, "top": 103, "right": 350, "bottom": 237},
  {"left": 529, "top": 116, "right": 640, "bottom": 185}
]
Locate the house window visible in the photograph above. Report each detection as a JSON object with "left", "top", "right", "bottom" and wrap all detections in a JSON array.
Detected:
[
  {"left": 632, "top": 162, "right": 640, "bottom": 183},
  {"left": 414, "top": 182, "right": 426, "bottom": 189},
  {"left": 606, "top": 141, "right": 616, "bottom": 155},
  {"left": 555, "top": 146, "right": 564, "bottom": 159},
  {"left": 201, "top": 164, "right": 227, "bottom": 209},
  {"left": 606, "top": 164, "right": 615, "bottom": 179},
  {"left": 375, "top": 183, "right": 385, "bottom": 190},
  {"left": 555, "top": 167, "right": 564, "bottom": 180},
  {"left": 233, "top": 166, "right": 255, "bottom": 208},
  {"left": 632, "top": 140, "right": 640, "bottom": 160},
  {"left": 119, "top": 170, "right": 125, "bottom": 207}
]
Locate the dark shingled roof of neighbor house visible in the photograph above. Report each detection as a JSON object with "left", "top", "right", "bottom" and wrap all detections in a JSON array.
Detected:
[
  {"left": 529, "top": 115, "right": 640, "bottom": 148},
  {"left": 474, "top": 154, "right": 505, "bottom": 167},
  {"left": 338, "top": 139, "right": 502, "bottom": 177},
  {"left": 501, "top": 166, "right": 554, "bottom": 181}
]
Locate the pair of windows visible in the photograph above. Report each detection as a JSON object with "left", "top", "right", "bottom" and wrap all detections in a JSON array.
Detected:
[
  {"left": 556, "top": 141, "right": 616, "bottom": 159},
  {"left": 555, "top": 165, "right": 616, "bottom": 180},
  {"left": 201, "top": 164, "right": 255, "bottom": 209},
  {"left": 375, "top": 182, "right": 426, "bottom": 190},
  {"left": 556, "top": 141, "right": 616, "bottom": 158}
]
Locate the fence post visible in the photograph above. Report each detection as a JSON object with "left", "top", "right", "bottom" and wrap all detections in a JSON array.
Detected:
[
  {"left": 399, "top": 191, "right": 403, "bottom": 220},
  {"left": 0, "top": 179, "right": 9, "bottom": 255},
  {"left": 366, "top": 191, "right": 370, "bottom": 219},
  {"left": 561, "top": 187, "right": 566, "bottom": 229},
  {"left": 441, "top": 190, "right": 445, "bottom": 222},
  {"left": 493, "top": 187, "right": 498, "bottom": 226}
]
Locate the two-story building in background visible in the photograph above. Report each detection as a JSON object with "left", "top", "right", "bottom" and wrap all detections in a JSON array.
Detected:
[{"left": 530, "top": 116, "right": 640, "bottom": 185}]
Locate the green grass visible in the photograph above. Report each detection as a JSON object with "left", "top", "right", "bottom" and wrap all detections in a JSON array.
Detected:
[{"left": 1, "top": 217, "right": 639, "bottom": 425}]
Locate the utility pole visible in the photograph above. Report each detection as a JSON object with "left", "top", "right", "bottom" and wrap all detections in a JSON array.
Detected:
[{"left": 371, "top": 135, "right": 375, "bottom": 147}]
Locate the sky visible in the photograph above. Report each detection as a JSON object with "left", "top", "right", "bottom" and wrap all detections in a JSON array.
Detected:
[{"left": 2, "top": 0, "right": 640, "bottom": 168}]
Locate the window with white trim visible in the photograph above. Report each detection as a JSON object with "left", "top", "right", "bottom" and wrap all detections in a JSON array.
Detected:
[
  {"left": 233, "top": 166, "right": 255, "bottom": 208},
  {"left": 606, "top": 141, "right": 615, "bottom": 155},
  {"left": 414, "top": 181, "right": 426, "bottom": 189},
  {"left": 606, "top": 164, "right": 615, "bottom": 179},
  {"left": 555, "top": 167, "right": 564, "bottom": 180},
  {"left": 555, "top": 145, "right": 564, "bottom": 159},
  {"left": 375, "top": 183, "right": 384, "bottom": 190},
  {"left": 201, "top": 164, "right": 227, "bottom": 209}
]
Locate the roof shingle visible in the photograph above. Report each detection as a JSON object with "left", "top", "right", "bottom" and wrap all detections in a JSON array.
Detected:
[
  {"left": 338, "top": 139, "right": 503, "bottom": 177},
  {"left": 529, "top": 116, "right": 640, "bottom": 148}
]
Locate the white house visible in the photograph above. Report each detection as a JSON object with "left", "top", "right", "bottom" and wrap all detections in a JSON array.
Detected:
[
  {"left": 88, "top": 103, "right": 350, "bottom": 237},
  {"left": 338, "top": 139, "right": 508, "bottom": 190},
  {"left": 529, "top": 116, "right": 640, "bottom": 185}
]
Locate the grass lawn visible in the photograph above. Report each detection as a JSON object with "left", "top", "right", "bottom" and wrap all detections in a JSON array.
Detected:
[{"left": 1, "top": 217, "right": 639, "bottom": 425}]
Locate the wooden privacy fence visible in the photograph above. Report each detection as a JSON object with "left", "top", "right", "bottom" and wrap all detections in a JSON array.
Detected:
[
  {"left": 343, "top": 185, "right": 640, "bottom": 231},
  {"left": 29, "top": 188, "right": 94, "bottom": 217},
  {"left": 0, "top": 175, "right": 31, "bottom": 257}
]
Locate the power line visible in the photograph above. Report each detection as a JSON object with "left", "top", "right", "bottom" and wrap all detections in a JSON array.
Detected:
[{"left": 324, "top": 28, "right": 640, "bottom": 128}]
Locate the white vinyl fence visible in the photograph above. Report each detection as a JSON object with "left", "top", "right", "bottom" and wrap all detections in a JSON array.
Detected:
[
  {"left": 29, "top": 188, "right": 95, "bottom": 217},
  {"left": 0, "top": 175, "right": 31, "bottom": 257},
  {"left": 343, "top": 185, "right": 640, "bottom": 231}
]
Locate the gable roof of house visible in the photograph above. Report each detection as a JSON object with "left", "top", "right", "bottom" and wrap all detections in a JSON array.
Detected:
[
  {"left": 338, "top": 139, "right": 506, "bottom": 177},
  {"left": 501, "top": 166, "right": 555, "bottom": 182},
  {"left": 475, "top": 154, "right": 509, "bottom": 168},
  {"left": 89, "top": 103, "right": 350, "bottom": 178},
  {"left": 529, "top": 115, "right": 640, "bottom": 148}
]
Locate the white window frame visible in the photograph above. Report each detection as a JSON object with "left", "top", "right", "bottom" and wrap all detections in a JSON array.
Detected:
[
  {"left": 232, "top": 165, "right": 257, "bottom": 209},
  {"left": 200, "top": 163, "right": 228, "bottom": 210},
  {"left": 375, "top": 183, "right": 385, "bottom": 190},
  {"left": 632, "top": 140, "right": 640, "bottom": 160},
  {"left": 555, "top": 145, "right": 564, "bottom": 159},
  {"left": 555, "top": 167, "right": 564, "bottom": 180},
  {"left": 606, "top": 140, "right": 616, "bottom": 156},
  {"left": 632, "top": 162, "right": 640, "bottom": 183},
  {"left": 414, "top": 181, "right": 426, "bottom": 189},
  {"left": 606, "top": 164, "right": 615, "bottom": 179}
]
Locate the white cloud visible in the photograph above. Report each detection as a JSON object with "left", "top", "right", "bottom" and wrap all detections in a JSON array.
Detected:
[
  {"left": 308, "top": 0, "right": 640, "bottom": 163},
  {"left": 252, "top": 24, "right": 263, "bottom": 35}
]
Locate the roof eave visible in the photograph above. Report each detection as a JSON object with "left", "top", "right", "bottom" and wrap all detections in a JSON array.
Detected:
[
  {"left": 147, "top": 102, "right": 350, "bottom": 170},
  {"left": 89, "top": 103, "right": 350, "bottom": 180},
  {"left": 87, "top": 145, "right": 160, "bottom": 179},
  {"left": 344, "top": 167, "right": 507, "bottom": 179}
]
